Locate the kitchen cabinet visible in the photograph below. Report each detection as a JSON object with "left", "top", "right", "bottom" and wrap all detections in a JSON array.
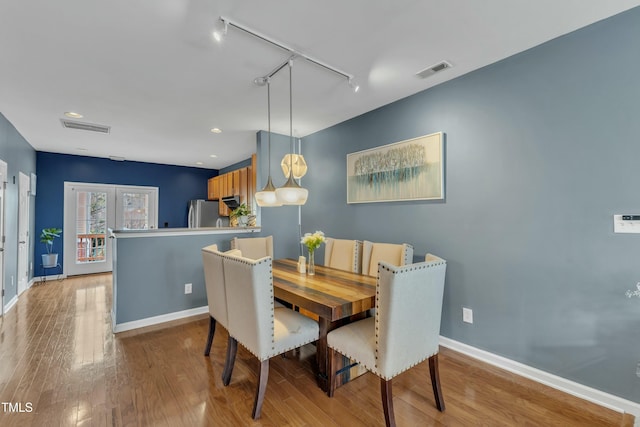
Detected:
[
  {"left": 209, "top": 158, "right": 257, "bottom": 217},
  {"left": 207, "top": 176, "right": 221, "bottom": 201}
]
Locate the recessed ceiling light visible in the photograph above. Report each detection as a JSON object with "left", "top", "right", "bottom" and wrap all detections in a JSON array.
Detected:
[
  {"left": 76, "top": 147, "right": 88, "bottom": 151},
  {"left": 195, "top": 161, "right": 204, "bottom": 165},
  {"left": 210, "top": 154, "right": 217, "bottom": 158},
  {"left": 210, "top": 128, "right": 222, "bottom": 133},
  {"left": 64, "top": 111, "right": 83, "bottom": 119}
]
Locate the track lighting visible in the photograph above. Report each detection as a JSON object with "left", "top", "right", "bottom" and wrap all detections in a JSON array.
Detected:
[
  {"left": 348, "top": 77, "right": 360, "bottom": 93},
  {"left": 216, "top": 16, "right": 358, "bottom": 93},
  {"left": 212, "top": 19, "right": 228, "bottom": 43}
]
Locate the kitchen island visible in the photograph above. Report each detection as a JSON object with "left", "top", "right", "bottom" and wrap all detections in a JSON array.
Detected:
[{"left": 111, "top": 226, "right": 261, "bottom": 333}]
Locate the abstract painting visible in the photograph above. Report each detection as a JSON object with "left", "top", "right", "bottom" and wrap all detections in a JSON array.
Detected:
[{"left": 347, "top": 132, "right": 444, "bottom": 203}]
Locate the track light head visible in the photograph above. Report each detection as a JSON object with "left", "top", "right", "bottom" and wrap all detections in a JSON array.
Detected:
[
  {"left": 253, "top": 76, "right": 269, "bottom": 86},
  {"left": 348, "top": 77, "right": 360, "bottom": 93},
  {"left": 212, "top": 18, "right": 228, "bottom": 43}
]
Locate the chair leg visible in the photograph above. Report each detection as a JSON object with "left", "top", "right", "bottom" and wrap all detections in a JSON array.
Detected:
[
  {"left": 380, "top": 378, "right": 396, "bottom": 427},
  {"left": 252, "top": 359, "right": 269, "bottom": 420},
  {"left": 328, "top": 347, "right": 337, "bottom": 397},
  {"left": 222, "top": 336, "right": 237, "bottom": 386},
  {"left": 428, "top": 354, "right": 445, "bottom": 411},
  {"left": 204, "top": 316, "right": 216, "bottom": 356}
]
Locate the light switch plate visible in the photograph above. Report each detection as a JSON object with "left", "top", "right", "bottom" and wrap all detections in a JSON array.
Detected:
[{"left": 613, "top": 215, "right": 640, "bottom": 233}]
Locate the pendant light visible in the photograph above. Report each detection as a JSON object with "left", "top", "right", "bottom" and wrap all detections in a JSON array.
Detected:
[
  {"left": 254, "top": 79, "right": 282, "bottom": 207},
  {"left": 275, "top": 60, "right": 308, "bottom": 205},
  {"left": 281, "top": 153, "right": 307, "bottom": 179}
]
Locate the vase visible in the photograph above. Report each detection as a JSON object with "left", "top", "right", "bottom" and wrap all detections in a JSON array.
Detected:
[{"left": 307, "top": 250, "right": 315, "bottom": 275}]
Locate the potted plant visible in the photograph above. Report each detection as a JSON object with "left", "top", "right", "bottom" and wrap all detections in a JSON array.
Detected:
[
  {"left": 230, "top": 203, "right": 250, "bottom": 227},
  {"left": 40, "top": 227, "right": 62, "bottom": 268}
]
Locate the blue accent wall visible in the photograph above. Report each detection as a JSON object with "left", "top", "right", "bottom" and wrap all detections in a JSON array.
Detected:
[
  {"left": 35, "top": 152, "right": 217, "bottom": 272},
  {"left": 290, "top": 8, "right": 640, "bottom": 402},
  {"left": 0, "top": 114, "right": 37, "bottom": 306}
]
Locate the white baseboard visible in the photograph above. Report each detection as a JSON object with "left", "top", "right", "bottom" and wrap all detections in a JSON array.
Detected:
[
  {"left": 3, "top": 295, "right": 18, "bottom": 314},
  {"left": 113, "top": 306, "right": 208, "bottom": 333},
  {"left": 33, "top": 274, "right": 67, "bottom": 282},
  {"left": 439, "top": 336, "right": 640, "bottom": 418}
]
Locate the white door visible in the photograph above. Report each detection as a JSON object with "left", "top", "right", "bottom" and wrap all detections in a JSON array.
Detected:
[
  {"left": 64, "top": 183, "right": 158, "bottom": 276},
  {"left": 17, "top": 172, "right": 30, "bottom": 295},
  {"left": 64, "top": 183, "right": 116, "bottom": 276},
  {"left": 0, "top": 160, "right": 7, "bottom": 315}
]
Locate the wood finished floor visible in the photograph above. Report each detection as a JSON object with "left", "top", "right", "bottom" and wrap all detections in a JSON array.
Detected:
[{"left": 0, "top": 274, "right": 634, "bottom": 426}]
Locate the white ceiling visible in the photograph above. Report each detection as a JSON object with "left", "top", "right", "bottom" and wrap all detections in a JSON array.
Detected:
[{"left": 1, "top": 1, "right": 639, "bottom": 169}]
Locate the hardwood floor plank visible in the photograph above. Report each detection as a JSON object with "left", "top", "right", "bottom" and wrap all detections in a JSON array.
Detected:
[{"left": 0, "top": 273, "right": 634, "bottom": 427}]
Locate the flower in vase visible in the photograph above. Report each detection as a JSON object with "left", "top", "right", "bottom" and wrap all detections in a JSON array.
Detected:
[{"left": 301, "top": 231, "right": 326, "bottom": 253}]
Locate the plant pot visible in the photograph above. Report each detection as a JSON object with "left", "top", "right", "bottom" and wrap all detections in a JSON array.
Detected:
[
  {"left": 238, "top": 215, "right": 249, "bottom": 227},
  {"left": 42, "top": 253, "right": 58, "bottom": 268}
]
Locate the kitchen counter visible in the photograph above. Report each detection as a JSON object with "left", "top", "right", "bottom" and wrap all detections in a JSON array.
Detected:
[{"left": 110, "top": 226, "right": 260, "bottom": 238}]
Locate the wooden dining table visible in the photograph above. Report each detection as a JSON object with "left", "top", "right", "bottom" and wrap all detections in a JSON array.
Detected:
[{"left": 272, "top": 258, "right": 377, "bottom": 393}]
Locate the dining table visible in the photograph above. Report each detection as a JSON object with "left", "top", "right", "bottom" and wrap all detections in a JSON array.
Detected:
[{"left": 272, "top": 258, "right": 377, "bottom": 393}]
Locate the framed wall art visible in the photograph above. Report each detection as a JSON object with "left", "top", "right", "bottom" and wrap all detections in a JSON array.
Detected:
[{"left": 347, "top": 132, "right": 444, "bottom": 204}]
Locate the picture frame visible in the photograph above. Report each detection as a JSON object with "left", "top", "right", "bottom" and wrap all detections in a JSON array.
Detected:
[{"left": 347, "top": 132, "right": 444, "bottom": 204}]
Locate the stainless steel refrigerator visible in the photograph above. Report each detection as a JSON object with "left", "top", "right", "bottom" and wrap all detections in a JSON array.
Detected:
[{"left": 187, "top": 199, "right": 221, "bottom": 228}]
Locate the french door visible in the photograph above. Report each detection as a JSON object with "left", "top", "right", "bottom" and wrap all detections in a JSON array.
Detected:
[{"left": 64, "top": 183, "right": 157, "bottom": 276}]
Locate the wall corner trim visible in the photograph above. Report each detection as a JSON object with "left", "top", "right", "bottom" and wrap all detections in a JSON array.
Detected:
[{"left": 439, "top": 336, "right": 640, "bottom": 417}]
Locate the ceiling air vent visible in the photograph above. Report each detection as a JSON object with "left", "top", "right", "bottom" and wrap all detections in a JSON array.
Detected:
[
  {"left": 415, "top": 60, "right": 452, "bottom": 79},
  {"left": 60, "top": 119, "right": 111, "bottom": 134}
]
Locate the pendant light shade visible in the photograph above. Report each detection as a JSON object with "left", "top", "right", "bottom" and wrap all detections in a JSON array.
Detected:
[
  {"left": 280, "top": 153, "right": 307, "bottom": 179},
  {"left": 255, "top": 80, "right": 282, "bottom": 207},
  {"left": 275, "top": 174, "right": 308, "bottom": 205},
  {"left": 276, "top": 60, "right": 308, "bottom": 206}
]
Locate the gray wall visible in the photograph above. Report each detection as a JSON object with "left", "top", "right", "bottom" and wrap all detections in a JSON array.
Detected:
[
  {"left": 289, "top": 9, "right": 640, "bottom": 402},
  {"left": 0, "top": 114, "right": 37, "bottom": 307}
]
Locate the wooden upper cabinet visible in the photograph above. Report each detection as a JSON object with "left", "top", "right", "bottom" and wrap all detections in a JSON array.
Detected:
[
  {"left": 239, "top": 167, "right": 248, "bottom": 209},
  {"left": 231, "top": 170, "right": 241, "bottom": 196},
  {"left": 208, "top": 176, "right": 221, "bottom": 200},
  {"left": 210, "top": 155, "right": 257, "bottom": 217}
]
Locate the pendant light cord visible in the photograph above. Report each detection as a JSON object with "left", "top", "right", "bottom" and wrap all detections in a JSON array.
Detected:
[
  {"left": 289, "top": 60, "right": 294, "bottom": 176},
  {"left": 267, "top": 80, "right": 272, "bottom": 176}
]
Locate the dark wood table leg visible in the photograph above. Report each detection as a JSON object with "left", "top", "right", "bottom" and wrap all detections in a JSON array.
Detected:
[
  {"left": 316, "top": 313, "right": 369, "bottom": 394},
  {"left": 315, "top": 317, "right": 330, "bottom": 392}
]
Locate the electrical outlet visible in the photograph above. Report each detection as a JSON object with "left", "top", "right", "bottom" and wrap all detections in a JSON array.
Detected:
[
  {"left": 463, "top": 307, "right": 473, "bottom": 324},
  {"left": 184, "top": 283, "right": 192, "bottom": 294}
]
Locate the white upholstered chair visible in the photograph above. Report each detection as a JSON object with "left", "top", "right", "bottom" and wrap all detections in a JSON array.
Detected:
[
  {"left": 361, "top": 240, "right": 413, "bottom": 276},
  {"left": 327, "top": 254, "right": 447, "bottom": 427},
  {"left": 324, "top": 238, "right": 362, "bottom": 273},
  {"left": 221, "top": 254, "right": 319, "bottom": 420},
  {"left": 201, "top": 244, "right": 242, "bottom": 356},
  {"left": 230, "top": 235, "right": 273, "bottom": 260},
  {"left": 229, "top": 235, "right": 286, "bottom": 309}
]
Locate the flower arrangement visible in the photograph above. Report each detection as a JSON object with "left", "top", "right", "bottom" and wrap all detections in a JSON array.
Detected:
[
  {"left": 301, "top": 231, "right": 325, "bottom": 275},
  {"left": 301, "top": 231, "right": 325, "bottom": 253},
  {"left": 626, "top": 282, "right": 640, "bottom": 299}
]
